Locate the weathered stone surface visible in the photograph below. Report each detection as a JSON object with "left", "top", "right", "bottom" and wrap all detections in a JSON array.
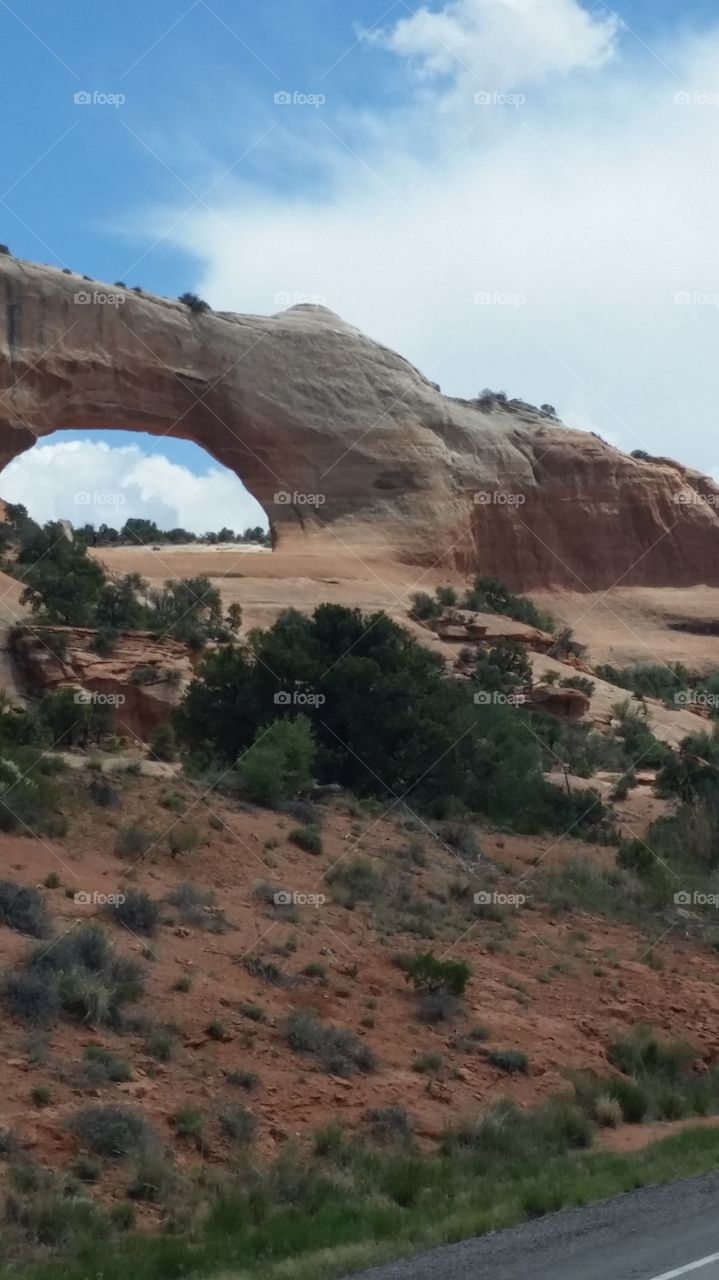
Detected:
[
  {"left": 10, "top": 625, "right": 191, "bottom": 739},
  {"left": 1, "top": 256, "right": 719, "bottom": 588}
]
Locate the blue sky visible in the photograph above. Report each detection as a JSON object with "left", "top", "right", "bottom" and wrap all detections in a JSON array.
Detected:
[{"left": 1, "top": 0, "right": 719, "bottom": 528}]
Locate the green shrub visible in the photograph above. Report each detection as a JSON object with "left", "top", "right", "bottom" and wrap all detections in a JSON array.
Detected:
[
  {"left": 149, "top": 722, "right": 177, "bottom": 762},
  {"left": 25, "top": 923, "right": 142, "bottom": 1026},
  {"left": 487, "top": 1048, "right": 529, "bottom": 1074},
  {"left": 220, "top": 1106, "right": 256, "bottom": 1144},
  {"left": 69, "top": 1104, "right": 155, "bottom": 1158},
  {"left": 108, "top": 889, "right": 160, "bottom": 936},
  {"left": 171, "top": 1105, "right": 203, "bottom": 1139},
  {"left": 239, "top": 716, "right": 316, "bottom": 808},
  {"left": 3, "top": 970, "right": 61, "bottom": 1025},
  {"left": 283, "top": 1011, "right": 377, "bottom": 1076},
  {"left": 30, "top": 1084, "right": 52, "bottom": 1107},
  {"left": 0, "top": 880, "right": 50, "bottom": 937},
  {"left": 143, "top": 1027, "right": 174, "bottom": 1061},
  {"left": 289, "top": 824, "right": 323, "bottom": 854},
  {"left": 404, "top": 951, "right": 471, "bottom": 997},
  {"left": 82, "top": 1045, "right": 132, "bottom": 1084},
  {"left": 326, "top": 857, "right": 384, "bottom": 907},
  {"left": 364, "top": 1106, "right": 414, "bottom": 1142},
  {"left": 114, "top": 824, "right": 155, "bottom": 859}
]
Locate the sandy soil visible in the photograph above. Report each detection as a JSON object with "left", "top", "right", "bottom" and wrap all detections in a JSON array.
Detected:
[{"left": 1, "top": 770, "right": 719, "bottom": 1220}]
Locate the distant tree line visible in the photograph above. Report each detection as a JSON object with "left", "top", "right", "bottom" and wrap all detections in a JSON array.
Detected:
[{"left": 74, "top": 517, "right": 270, "bottom": 548}]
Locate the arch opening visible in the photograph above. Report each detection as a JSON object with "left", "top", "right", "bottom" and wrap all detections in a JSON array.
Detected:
[{"left": 0, "top": 428, "right": 271, "bottom": 551}]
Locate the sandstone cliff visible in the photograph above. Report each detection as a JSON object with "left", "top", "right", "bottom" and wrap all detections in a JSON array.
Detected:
[{"left": 1, "top": 256, "right": 718, "bottom": 589}]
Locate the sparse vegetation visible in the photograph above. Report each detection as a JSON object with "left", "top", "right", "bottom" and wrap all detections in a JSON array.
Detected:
[
  {"left": 68, "top": 1104, "right": 155, "bottom": 1158},
  {"left": 283, "top": 1010, "right": 377, "bottom": 1076}
]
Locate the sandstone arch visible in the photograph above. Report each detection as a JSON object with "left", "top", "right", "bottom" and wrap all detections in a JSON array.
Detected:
[{"left": 1, "top": 255, "right": 718, "bottom": 589}]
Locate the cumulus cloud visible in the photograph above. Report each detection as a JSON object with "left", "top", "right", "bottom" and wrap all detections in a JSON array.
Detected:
[
  {"left": 146, "top": 0, "right": 719, "bottom": 475},
  {"left": 366, "top": 0, "right": 619, "bottom": 88},
  {"left": 1, "top": 440, "right": 267, "bottom": 535}
]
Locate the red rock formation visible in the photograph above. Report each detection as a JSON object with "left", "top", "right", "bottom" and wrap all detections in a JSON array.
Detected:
[
  {"left": 10, "top": 625, "right": 192, "bottom": 740},
  {"left": 1, "top": 256, "right": 718, "bottom": 589}
]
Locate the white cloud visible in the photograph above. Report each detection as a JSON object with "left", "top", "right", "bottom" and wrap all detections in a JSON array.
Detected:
[
  {"left": 1, "top": 440, "right": 267, "bottom": 535},
  {"left": 365, "top": 0, "right": 619, "bottom": 88},
  {"left": 145, "top": 0, "right": 719, "bottom": 475}
]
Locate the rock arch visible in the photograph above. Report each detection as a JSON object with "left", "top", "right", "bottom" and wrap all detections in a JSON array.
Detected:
[{"left": 1, "top": 256, "right": 719, "bottom": 588}]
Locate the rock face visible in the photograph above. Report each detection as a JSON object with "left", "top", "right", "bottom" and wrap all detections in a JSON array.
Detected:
[
  {"left": 10, "top": 625, "right": 192, "bottom": 740},
  {"left": 1, "top": 256, "right": 719, "bottom": 589}
]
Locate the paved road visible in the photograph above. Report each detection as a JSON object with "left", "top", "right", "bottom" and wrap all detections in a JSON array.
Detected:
[{"left": 350, "top": 1170, "right": 719, "bottom": 1279}]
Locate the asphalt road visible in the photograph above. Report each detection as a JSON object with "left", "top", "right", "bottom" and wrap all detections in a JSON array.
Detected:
[{"left": 349, "top": 1170, "right": 719, "bottom": 1280}]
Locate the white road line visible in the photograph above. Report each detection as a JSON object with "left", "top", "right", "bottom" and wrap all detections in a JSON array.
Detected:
[{"left": 649, "top": 1252, "right": 719, "bottom": 1280}]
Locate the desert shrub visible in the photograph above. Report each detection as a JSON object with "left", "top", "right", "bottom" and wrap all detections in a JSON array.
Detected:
[
  {"left": 289, "top": 824, "right": 322, "bottom": 854},
  {"left": 69, "top": 1104, "right": 154, "bottom": 1158},
  {"left": 463, "top": 576, "right": 554, "bottom": 631},
  {"left": 126, "top": 1152, "right": 175, "bottom": 1203},
  {"left": 408, "top": 591, "right": 442, "bottom": 621},
  {"left": 178, "top": 291, "right": 210, "bottom": 313},
  {"left": 81, "top": 1045, "right": 132, "bottom": 1084},
  {"left": 282, "top": 798, "right": 321, "bottom": 826},
  {"left": 226, "top": 1068, "right": 260, "bottom": 1091},
  {"left": 239, "top": 1001, "right": 266, "bottom": 1022},
  {"left": 326, "top": 857, "right": 384, "bottom": 907},
  {"left": 167, "top": 822, "right": 202, "bottom": 856},
  {"left": 417, "top": 990, "right": 460, "bottom": 1023},
  {"left": 25, "top": 923, "right": 142, "bottom": 1026},
  {"left": 596, "top": 661, "right": 690, "bottom": 704},
  {"left": 364, "top": 1106, "right": 414, "bottom": 1143},
  {"left": 560, "top": 675, "right": 595, "bottom": 697},
  {"left": 31, "top": 1084, "right": 52, "bottom": 1107},
  {"left": 108, "top": 889, "right": 159, "bottom": 936},
  {"left": 171, "top": 1106, "right": 203, "bottom": 1142},
  {"left": 220, "top": 1106, "right": 256, "bottom": 1144},
  {"left": 0, "top": 880, "right": 50, "bottom": 937},
  {"left": 439, "top": 822, "right": 481, "bottom": 858},
  {"left": 593, "top": 1094, "right": 623, "bottom": 1127},
  {"left": 5, "top": 1190, "right": 105, "bottom": 1247},
  {"left": 547, "top": 628, "right": 586, "bottom": 660},
  {"left": 239, "top": 716, "right": 316, "bottom": 808},
  {"left": 243, "top": 956, "right": 283, "bottom": 985},
  {"left": 114, "top": 823, "right": 155, "bottom": 859},
  {"left": 487, "top": 1048, "right": 529, "bottom": 1074},
  {"left": 3, "top": 971, "right": 61, "bottom": 1026},
  {"left": 165, "top": 881, "right": 227, "bottom": 932},
  {"left": 612, "top": 702, "right": 669, "bottom": 770},
  {"left": 206, "top": 1018, "right": 226, "bottom": 1040},
  {"left": 608, "top": 1026, "right": 693, "bottom": 1081},
  {"left": 413, "top": 1050, "right": 443, "bottom": 1074},
  {"left": 149, "top": 722, "right": 177, "bottom": 762},
  {"left": 473, "top": 639, "right": 532, "bottom": 696},
  {"left": 404, "top": 951, "right": 471, "bottom": 997},
  {"left": 283, "top": 1011, "right": 377, "bottom": 1076},
  {"left": 143, "top": 1027, "right": 174, "bottom": 1061}
]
